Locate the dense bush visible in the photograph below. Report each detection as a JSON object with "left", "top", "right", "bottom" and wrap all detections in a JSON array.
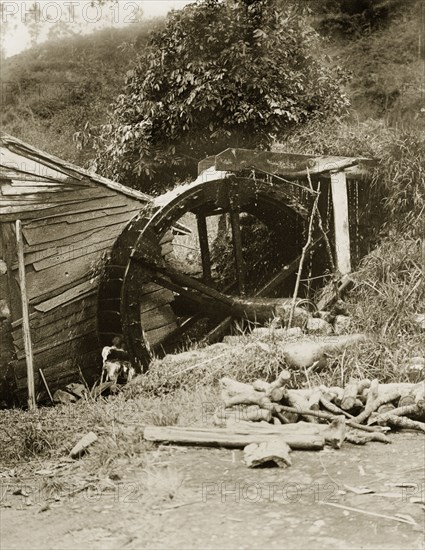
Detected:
[{"left": 81, "top": 0, "right": 349, "bottom": 194}]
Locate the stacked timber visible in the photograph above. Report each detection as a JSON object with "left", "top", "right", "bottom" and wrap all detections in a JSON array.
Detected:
[{"left": 143, "top": 375, "right": 424, "bottom": 468}]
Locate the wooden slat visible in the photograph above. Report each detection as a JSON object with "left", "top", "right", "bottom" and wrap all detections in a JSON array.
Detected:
[
  {"left": 146, "top": 322, "right": 179, "bottom": 347},
  {"left": 14, "top": 331, "right": 99, "bottom": 376},
  {"left": 1, "top": 135, "right": 151, "bottom": 203},
  {"left": 139, "top": 288, "right": 175, "bottom": 313},
  {"left": 33, "top": 280, "right": 97, "bottom": 312},
  {"left": 1, "top": 184, "right": 76, "bottom": 195},
  {"left": 140, "top": 305, "right": 176, "bottom": 331},
  {"left": 32, "top": 239, "right": 116, "bottom": 271},
  {"left": 11, "top": 179, "right": 93, "bottom": 188},
  {"left": 23, "top": 248, "right": 109, "bottom": 300},
  {"left": 24, "top": 221, "right": 132, "bottom": 255},
  {"left": 14, "top": 349, "right": 101, "bottom": 391},
  {"left": 23, "top": 210, "right": 135, "bottom": 245},
  {"left": 13, "top": 316, "right": 96, "bottom": 352},
  {"left": 12, "top": 297, "right": 97, "bottom": 330},
  {"left": 0, "top": 187, "right": 117, "bottom": 205},
  {"left": 0, "top": 146, "right": 71, "bottom": 181},
  {"left": 1, "top": 195, "right": 141, "bottom": 224},
  {"left": 20, "top": 233, "right": 118, "bottom": 268},
  {"left": 24, "top": 202, "right": 140, "bottom": 229}
]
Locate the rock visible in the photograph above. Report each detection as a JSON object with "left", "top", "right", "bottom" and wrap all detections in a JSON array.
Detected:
[
  {"left": 333, "top": 315, "right": 351, "bottom": 334},
  {"left": 413, "top": 314, "right": 425, "bottom": 330},
  {"left": 251, "top": 327, "right": 303, "bottom": 339},
  {"left": 65, "top": 383, "right": 88, "bottom": 399},
  {"left": 332, "top": 299, "right": 350, "bottom": 316},
  {"left": 244, "top": 440, "right": 292, "bottom": 468},
  {"left": 69, "top": 432, "right": 98, "bottom": 459},
  {"left": 306, "top": 318, "right": 333, "bottom": 335},
  {"left": 404, "top": 356, "right": 425, "bottom": 383},
  {"left": 53, "top": 390, "right": 77, "bottom": 405},
  {"left": 279, "top": 334, "right": 367, "bottom": 369},
  {"left": 317, "top": 311, "right": 334, "bottom": 323},
  {"left": 276, "top": 305, "right": 310, "bottom": 328}
]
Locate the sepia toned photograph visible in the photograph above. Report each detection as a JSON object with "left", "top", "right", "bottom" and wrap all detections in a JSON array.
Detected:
[{"left": 0, "top": 1, "right": 424, "bottom": 548}]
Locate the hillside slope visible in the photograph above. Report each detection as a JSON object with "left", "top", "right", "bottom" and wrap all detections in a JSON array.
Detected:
[{"left": 0, "top": 20, "right": 163, "bottom": 165}]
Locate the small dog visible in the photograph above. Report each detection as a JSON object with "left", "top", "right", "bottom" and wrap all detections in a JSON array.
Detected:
[{"left": 101, "top": 336, "right": 135, "bottom": 384}]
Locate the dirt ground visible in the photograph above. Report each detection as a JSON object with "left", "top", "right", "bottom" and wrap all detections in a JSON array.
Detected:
[{"left": 1, "top": 432, "right": 424, "bottom": 550}]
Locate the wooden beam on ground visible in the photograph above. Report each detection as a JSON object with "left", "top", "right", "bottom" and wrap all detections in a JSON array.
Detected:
[{"left": 143, "top": 425, "right": 325, "bottom": 450}]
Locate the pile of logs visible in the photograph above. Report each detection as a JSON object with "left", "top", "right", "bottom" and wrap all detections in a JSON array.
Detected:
[
  {"left": 143, "top": 373, "right": 424, "bottom": 468},
  {"left": 218, "top": 374, "right": 425, "bottom": 433}
]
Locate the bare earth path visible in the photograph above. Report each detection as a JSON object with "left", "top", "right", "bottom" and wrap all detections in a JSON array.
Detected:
[{"left": 1, "top": 433, "right": 424, "bottom": 549}]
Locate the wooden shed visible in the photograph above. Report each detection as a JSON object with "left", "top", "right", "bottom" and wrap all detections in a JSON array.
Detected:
[{"left": 0, "top": 134, "right": 152, "bottom": 406}]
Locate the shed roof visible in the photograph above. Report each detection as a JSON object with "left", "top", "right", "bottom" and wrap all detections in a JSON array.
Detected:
[{"left": 0, "top": 133, "right": 151, "bottom": 203}]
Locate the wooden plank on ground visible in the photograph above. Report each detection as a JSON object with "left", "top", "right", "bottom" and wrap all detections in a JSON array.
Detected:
[{"left": 143, "top": 425, "right": 325, "bottom": 450}]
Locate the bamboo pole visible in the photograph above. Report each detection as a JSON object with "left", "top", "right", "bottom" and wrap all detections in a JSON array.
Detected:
[
  {"left": 15, "top": 220, "right": 36, "bottom": 410},
  {"left": 288, "top": 176, "right": 321, "bottom": 328}
]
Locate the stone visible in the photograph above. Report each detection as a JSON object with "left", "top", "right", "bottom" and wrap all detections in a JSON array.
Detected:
[
  {"left": 251, "top": 327, "right": 303, "bottom": 339},
  {"left": 244, "top": 440, "right": 292, "bottom": 468},
  {"left": 69, "top": 432, "right": 98, "bottom": 459},
  {"left": 404, "top": 356, "right": 425, "bottom": 383},
  {"left": 53, "top": 389, "right": 77, "bottom": 405},
  {"left": 279, "top": 334, "right": 367, "bottom": 369},
  {"left": 65, "top": 383, "right": 88, "bottom": 399},
  {"left": 306, "top": 317, "right": 333, "bottom": 335},
  {"left": 275, "top": 305, "right": 310, "bottom": 328},
  {"left": 333, "top": 315, "right": 351, "bottom": 334}
]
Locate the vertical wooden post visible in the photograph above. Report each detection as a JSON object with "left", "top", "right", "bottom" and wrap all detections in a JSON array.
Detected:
[
  {"left": 15, "top": 220, "right": 36, "bottom": 410},
  {"left": 196, "top": 213, "right": 212, "bottom": 284},
  {"left": 330, "top": 171, "right": 351, "bottom": 276},
  {"left": 229, "top": 188, "right": 246, "bottom": 296}
]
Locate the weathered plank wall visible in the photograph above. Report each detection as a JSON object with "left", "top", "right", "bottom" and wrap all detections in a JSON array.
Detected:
[{"left": 0, "top": 136, "right": 149, "bottom": 403}]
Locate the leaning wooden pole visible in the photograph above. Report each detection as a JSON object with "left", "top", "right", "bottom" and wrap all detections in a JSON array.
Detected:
[{"left": 15, "top": 220, "right": 36, "bottom": 410}]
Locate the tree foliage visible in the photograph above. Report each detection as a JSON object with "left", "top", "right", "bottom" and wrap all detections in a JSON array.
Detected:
[{"left": 81, "top": 0, "right": 349, "bottom": 193}]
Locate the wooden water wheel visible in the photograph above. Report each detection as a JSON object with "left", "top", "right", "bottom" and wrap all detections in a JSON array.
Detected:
[{"left": 97, "top": 172, "right": 324, "bottom": 372}]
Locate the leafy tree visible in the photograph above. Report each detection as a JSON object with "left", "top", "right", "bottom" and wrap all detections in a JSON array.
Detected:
[{"left": 80, "top": 0, "right": 350, "bottom": 193}]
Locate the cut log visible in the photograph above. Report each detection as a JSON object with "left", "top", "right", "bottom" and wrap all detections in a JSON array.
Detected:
[
  {"left": 143, "top": 425, "right": 325, "bottom": 450},
  {"left": 369, "top": 404, "right": 422, "bottom": 425},
  {"left": 244, "top": 440, "right": 292, "bottom": 468},
  {"left": 382, "top": 416, "right": 425, "bottom": 433},
  {"left": 285, "top": 390, "right": 315, "bottom": 422},
  {"left": 355, "top": 379, "right": 379, "bottom": 423},
  {"left": 252, "top": 380, "right": 271, "bottom": 392},
  {"left": 224, "top": 391, "right": 273, "bottom": 409},
  {"left": 345, "top": 431, "right": 391, "bottom": 445},
  {"left": 341, "top": 379, "right": 359, "bottom": 411},
  {"left": 220, "top": 377, "right": 253, "bottom": 396}
]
